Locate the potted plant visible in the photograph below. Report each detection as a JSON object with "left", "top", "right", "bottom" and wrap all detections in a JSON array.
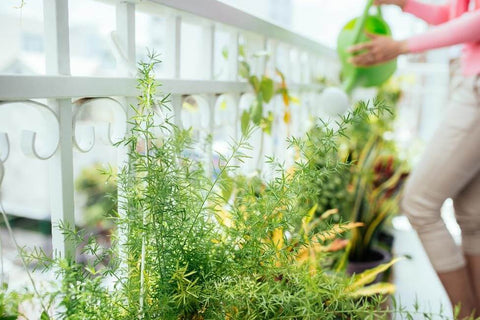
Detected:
[
  {"left": 345, "top": 136, "right": 408, "bottom": 277},
  {"left": 304, "top": 93, "right": 408, "bottom": 280},
  {"left": 334, "top": 95, "right": 408, "bottom": 278}
]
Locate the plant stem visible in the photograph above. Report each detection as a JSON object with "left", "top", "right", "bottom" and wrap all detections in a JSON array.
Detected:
[
  {"left": 183, "top": 134, "right": 247, "bottom": 247},
  {"left": 0, "top": 201, "right": 49, "bottom": 314},
  {"left": 138, "top": 82, "right": 153, "bottom": 319}
]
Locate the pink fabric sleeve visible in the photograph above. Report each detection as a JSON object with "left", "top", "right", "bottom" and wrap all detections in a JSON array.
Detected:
[
  {"left": 407, "top": 9, "right": 480, "bottom": 53},
  {"left": 403, "top": 0, "right": 451, "bottom": 25}
]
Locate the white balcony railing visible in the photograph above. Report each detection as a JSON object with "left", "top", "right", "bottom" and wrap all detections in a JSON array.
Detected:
[{"left": 0, "top": 0, "right": 339, "bottom": 258}]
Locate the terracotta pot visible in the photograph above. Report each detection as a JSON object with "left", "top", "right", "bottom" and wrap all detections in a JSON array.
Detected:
[{"left": 346, "top": 248, "right": 392, "bottom": 283}]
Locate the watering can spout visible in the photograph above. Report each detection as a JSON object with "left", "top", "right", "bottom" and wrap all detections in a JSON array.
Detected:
[{"left": 342, "top": 73, "right": 358, "bottom": 95}]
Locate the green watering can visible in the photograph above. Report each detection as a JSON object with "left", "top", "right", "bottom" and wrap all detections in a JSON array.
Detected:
[
  {"left": 337, "top": 0, "right": 397, "bottom": 93},
  {"left": 320, "top": 0, "right": 397, "bottom": 116}
]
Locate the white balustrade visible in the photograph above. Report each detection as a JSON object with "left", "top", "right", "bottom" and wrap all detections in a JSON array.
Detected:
[{"left": 0, "top": 0, "right": 339, "bottom": 259}]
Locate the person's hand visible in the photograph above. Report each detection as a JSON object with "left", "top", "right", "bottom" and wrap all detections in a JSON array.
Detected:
[
  {"left": 373, "top": 0, "right": 407, "bottom": 9},
  {"left": 348, "top": 33, "right": 409, "bottom": 67}
]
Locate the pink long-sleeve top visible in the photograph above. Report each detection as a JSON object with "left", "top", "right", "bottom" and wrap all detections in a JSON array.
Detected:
[{"left": 403, "top": 0, "right": 480, "bottom": 75}]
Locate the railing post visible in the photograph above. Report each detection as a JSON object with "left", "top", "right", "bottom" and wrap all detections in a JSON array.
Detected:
[
  {"left": 207, "top": 24, "right": 216, "bottom": 176},
  {"left": 116, "top": 2, "right": 136, "bottom": 71},
  {"left": 174, "top": 16, "right": 182, "bottom": 79},
  {"left": 171, "top": 15, "right": 183, "bottom": 127},
  {"left": 234, "top": 32, "right": 241, "bottom": 81},
  {"left": 43, "top": 0, "right": 75, "bottom": 259}
]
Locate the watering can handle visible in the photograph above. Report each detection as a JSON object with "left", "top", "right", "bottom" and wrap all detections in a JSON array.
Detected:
[
  {"left": 376, "top": 5, "right": 383, "bottom": 18},
  {"left": 351, "top": 0, "right": 374, "bottom": 46},
  {"left": 343, "top": 0, "right": 377, "bottom": 93}
]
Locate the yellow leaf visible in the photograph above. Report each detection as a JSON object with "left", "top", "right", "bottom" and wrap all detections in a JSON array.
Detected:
[
  {"left": 296, "top": 242, "right": 327, "bottom": 264},
  {"left": 289, "top": 95, "right": 300, "bottom": 105},
  {"left": 282, "top": 92, "right": 290, "bottom": 106},
  {"left": 346, "top": 257, "right": 404, "bottom": 292},
  {"left": 306, "top": 204, "right": 318, "bottom": 225},
  {"left": 296, "top": 247, "right": 309, "bottom": 264},
  {"left": 347, "top": 282, "right": 396, "bottom": 298},
  {"left": 301, "top": 204, "right": 318, "bottom": 237},
  {"left": 219, "top": 100, "right": 228, "bottom": 110},
  {"left": 320, "top": 208, "right": 338, "bottom": 220},
  {"left": 297, "top": 244, "right": 321, "bottom": 276},
  {"left": 283, "top": 110, "right": 291, "bottom": 124},
  {"left": 285, "top": 166, "right": 296, "bottom": 181},
  {"left": 325, "top": 238, "right": 349, "bottom": 252},
  {"left": 272, "top": 228, "right": 284, "bottom": 251},
  {"left": 309, "top": 252, "right": 317, "bottom": 276},
  {"left": 215, "top": 206, "right": 232, "bottom": 228},
  {"left": 314, "top": 222, "right": 363, "bottom": 242}
]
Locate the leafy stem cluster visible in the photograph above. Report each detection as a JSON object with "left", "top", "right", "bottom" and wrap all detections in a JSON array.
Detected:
[{"left": 238, "top": 45, "right": 295, "bottom": 136}]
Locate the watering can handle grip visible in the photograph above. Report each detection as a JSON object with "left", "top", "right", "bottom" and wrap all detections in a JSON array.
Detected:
[
  {"left": 377, "top": 5, "right": 383, "bottom": 17},
  {"left": 351, "top": 0, "right": 374, "bottom": 45}
]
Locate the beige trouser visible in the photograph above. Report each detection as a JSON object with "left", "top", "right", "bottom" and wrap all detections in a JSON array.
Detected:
[{"left": 401, "top": 60, "right": 480, "bottom": 273}]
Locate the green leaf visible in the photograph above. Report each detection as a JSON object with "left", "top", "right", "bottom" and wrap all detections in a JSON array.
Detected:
[
  {"left": 249, "top": 75, "right": 260, "bottom": 93},
  {"left": 40, "top": 311, "right": 51, "bottom": 320},
  {"left": 220, "top": 172, "right": 234, "bottom": 201},
  {"left": 85, "top": 265, "right": 97, "bottom": 275},
  {"left": 260, "top": 111, "right": 274, "bottom": 135},
  {"left": 251, "top": 97, "right": 263, "bottom": 126},
  {"left": 238, "top": 61, "right": 251, "bottom": 79},
  {"left": 240, "top": 110, "right": 250, "bottom": 136},
  {"left": 238, "top": 44, "right": 246, "bottom": 59},
  {"left": 260, "top": 76, "right": 274, "bottom": 103},
  {"left": 222, "top": 46, "right": 229, "bottom": 60}
]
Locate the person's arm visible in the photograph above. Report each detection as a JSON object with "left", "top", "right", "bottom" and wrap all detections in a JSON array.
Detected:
[
  {"left": 374, "top": 0, "right": 451, "bottom": 25},
  {"left": 408, "top": 9, "right": 480, "bottom": 52},
  {"left": 402, "top": 0, "right": 451, "bottom": 25},
  {"left": 348, "top": 9, "right": 480, "bottom": 66}
]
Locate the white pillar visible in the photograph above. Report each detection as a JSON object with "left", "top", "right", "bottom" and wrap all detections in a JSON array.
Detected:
[{"left": 43, "top": 0, "right": 75, "bottom": 259}]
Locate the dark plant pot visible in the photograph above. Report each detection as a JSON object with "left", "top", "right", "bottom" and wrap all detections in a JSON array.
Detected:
[
  {"left": 346, "top": 248, "right": 392, "bottom": 284},
  {"left": 378, "top": 230, "right": 395, "bottom": 252}
]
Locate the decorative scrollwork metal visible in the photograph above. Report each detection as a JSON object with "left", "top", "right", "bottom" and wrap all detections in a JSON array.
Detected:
[
  {"left": 0, "top": 100, "right": 59, "bottom": 161},
  {"left": 72, "top": 97, "right": 127, "bottom": 153},
  {"left": 0, "top": 132, "right": 7, "bottom": 187},
  {"left": 181, "top": 94, "right": 210, "bottom": 131},
  {"left": 0, "top": 132, "right": 9, "bottom": 164}
]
